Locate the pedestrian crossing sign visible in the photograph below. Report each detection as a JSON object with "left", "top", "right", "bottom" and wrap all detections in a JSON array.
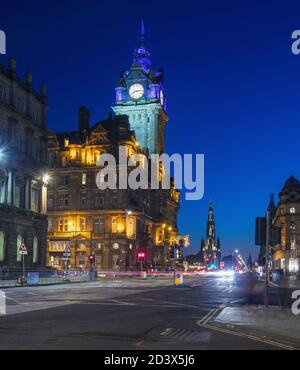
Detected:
[{"left": 19, "top": 242, "right": 28, "bottom": 255}]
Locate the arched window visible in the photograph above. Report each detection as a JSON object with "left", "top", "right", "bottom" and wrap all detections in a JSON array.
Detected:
[
  {"left": 16, "top": 234, "right": 22, "bottom": 262},
  {"left": 33, "top": 237, "right": 38, "bottom": 263},
  {"left": 0, "top": 231, "right": 5, "bottom": 262}
]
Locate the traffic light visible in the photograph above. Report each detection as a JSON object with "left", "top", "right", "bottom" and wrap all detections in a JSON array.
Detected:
[
  {"left": 138, "top": 252, "right": 145, "bottom": 262},
  {"left": 177, "top": 246, "right": 184, "bottom": 260},
  {"left": 89, "top": 254, "right": 96, "bottom": 264},
  {"left": 169, "top": 245, "right": 175, "bottom": 259}
]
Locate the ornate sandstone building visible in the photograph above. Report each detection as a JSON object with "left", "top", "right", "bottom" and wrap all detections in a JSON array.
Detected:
[
  {"left": 272, "top": 176, "right": 300, "bottom": 275},
  {"left": 46, "top": 25, "right": 180, "bottom": 271},
  {"left": 0, "top": 58, "right": 48, "bottom": 271}
]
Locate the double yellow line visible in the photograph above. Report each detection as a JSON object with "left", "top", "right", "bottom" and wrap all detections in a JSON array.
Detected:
[{"left": 197, "top": 306, "right": 297, "bottom": 350}]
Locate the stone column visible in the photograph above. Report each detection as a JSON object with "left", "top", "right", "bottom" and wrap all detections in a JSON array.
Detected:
[
  {"left": 7, "top": 170, "right": 15, "bottom": 205},
  {"left": 25, "top": 178, "right": 32, "bottom": 210},
  {"left": 41, "top": 184, "right": 47, "bottom": 214}
]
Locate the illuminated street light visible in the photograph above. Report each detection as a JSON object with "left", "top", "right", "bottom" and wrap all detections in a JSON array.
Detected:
[{"left": 43, "top": 174, "right": 50, "bottom": 184}]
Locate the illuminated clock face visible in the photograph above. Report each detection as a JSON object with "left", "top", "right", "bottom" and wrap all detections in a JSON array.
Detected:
[
  {"left": 160, "top": 90, "right": 164, "bottom": 106},
  {"left": 129, "top": 84, "right": 144, "bottom": 100}
]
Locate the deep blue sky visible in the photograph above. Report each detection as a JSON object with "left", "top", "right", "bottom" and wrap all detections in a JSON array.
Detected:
[{"left": 1, "top": 0, "right": 300, "bottom": 259}]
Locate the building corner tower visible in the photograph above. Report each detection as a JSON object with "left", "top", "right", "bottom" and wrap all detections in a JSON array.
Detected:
[{"left": 112, "top": 21, "right": 168, "bottom": 155}]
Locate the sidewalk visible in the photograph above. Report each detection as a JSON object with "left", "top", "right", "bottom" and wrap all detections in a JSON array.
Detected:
[
  {"left": 272, "top": 276, "right": 300, "bottom": 290},
  {"left": 214, "top": 305, "right": 300, "bottom": 345}
]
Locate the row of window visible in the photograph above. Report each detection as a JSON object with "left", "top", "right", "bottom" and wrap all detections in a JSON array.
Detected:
[
  {"left": 48, "top": 192, "right": 118, "bottom": 208},
  {"left": 0, "top": 84, "right": 41, "bottom": 123},
  {"left": 49, "top": 217, "right": 136, "bottom": 236},
  {"left": 0, "top": 179, "right": 40, "bottom": 211},
  {"left": 0, "top": 232, "right": 39, "bottom": 263}
]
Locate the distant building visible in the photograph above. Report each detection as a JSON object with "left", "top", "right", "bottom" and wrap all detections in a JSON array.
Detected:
[
  {"left": 256, "top": 193, "right": 279, "bottom": 265},
  {"left": 272, "top": 176, "right": 300, "bottom": 274},
  {"left": 0, "top": 58, "right": 48, "bottom": 271},
  {"left": 201, "top": 201, "right": 221, "bottom": 268}
]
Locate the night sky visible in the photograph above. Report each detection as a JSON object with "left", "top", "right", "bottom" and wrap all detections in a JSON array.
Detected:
[{"left": 1, "top": 0, "right": 300, "bottom": 259}]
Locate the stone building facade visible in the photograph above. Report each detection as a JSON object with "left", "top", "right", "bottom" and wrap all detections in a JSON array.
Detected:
[
  {"left": 0, "top": 58, "right": 48, "bottom": 272},
  {"left": 46, "top": 24, "right": 181, "bottom": 271},
  {"left": 47, "top": 111, "right": 179, "bottom": 270},
  {"left": 272, "top": 176, "right": 300, "bottom": 275}
]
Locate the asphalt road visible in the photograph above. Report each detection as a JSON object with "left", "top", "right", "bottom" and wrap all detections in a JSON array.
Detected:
[{"left": 0, "top": 273, "right": 295, "bottom": 350}]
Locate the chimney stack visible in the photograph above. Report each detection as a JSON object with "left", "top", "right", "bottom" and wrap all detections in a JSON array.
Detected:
[
  {"left": 25, "top": 72, "right": 32, "bottom": 85},
  {"left": 79, "top": 106, "right": 90, "bottom": 131},
  {"left": 8, "top": 57, "right": 16, "bottom": 75}
]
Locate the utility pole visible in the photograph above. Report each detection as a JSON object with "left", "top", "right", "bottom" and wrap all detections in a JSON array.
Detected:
[{"left": 265, "top": 210, "right": 270, "bottom": 307}]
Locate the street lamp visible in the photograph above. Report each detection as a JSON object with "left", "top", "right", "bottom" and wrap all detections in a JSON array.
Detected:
[{"left": 43, "top": 174, "right": 50, "bottom": 184}]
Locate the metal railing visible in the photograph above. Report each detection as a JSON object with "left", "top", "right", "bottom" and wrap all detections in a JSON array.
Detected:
[{"left": 0, "top": 269, "right": 93, "bottom": 288}]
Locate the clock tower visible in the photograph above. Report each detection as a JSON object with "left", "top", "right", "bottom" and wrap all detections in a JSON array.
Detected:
[{"left": 112, "top": 22, "right": 168, "bottom": 155}]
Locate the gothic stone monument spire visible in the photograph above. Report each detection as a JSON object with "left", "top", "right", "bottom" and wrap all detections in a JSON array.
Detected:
[{"left": 201, "top": 201, "right": 221, "bottom": 269}]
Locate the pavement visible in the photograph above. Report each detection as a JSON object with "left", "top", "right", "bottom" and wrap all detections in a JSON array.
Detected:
[{"left": 0, "top": 272, "right": 299, "bottom": 350}]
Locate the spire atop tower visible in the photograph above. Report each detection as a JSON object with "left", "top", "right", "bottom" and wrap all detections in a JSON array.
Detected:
[
  {"left": 141, "top": 19, "right": 145, "bottom": 41},
  {"left": 133, "top": 20, "right": 151, "bottom": 73},
  {"left": 267, "top": 193, "right": 276, "bottom": 212}
]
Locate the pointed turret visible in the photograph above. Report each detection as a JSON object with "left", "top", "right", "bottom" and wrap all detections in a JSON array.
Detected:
[{"left": 133, "top": 20, "right": 151, "bottom": 73}]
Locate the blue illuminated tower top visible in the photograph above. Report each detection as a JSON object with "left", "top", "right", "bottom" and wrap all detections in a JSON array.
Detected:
[
  {"left": 132, "top": 20, "right": 151, "bottom": 73},
  {"left": 112, "top": 21, "right": 168, "bottom": 155}
]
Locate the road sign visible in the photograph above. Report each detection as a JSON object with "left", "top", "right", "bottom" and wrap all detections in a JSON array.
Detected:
[
  {"left": 19, "top": 242, "right": 27, "bottom": 255},
  {"left": 175, "top": 273, "right": 183, "bottom": 286},
  {"left": 63, "top": 246, "right": 71, "bottom": 258}
]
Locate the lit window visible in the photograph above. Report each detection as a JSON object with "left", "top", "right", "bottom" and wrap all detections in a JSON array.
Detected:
[
  {"left": 64, "top": 138, "right": 69, "bottom": 147},
  {"left": 59, "top": 218, "right": 68, "bottom": 232},
  {"left": 290, "top": 207, "right": 296, "bottom": 214},
  {"left": 112, "top": 217, "right": 117, "bottom": 233},
  {"left": 80, "top": 218, "right": 86, "bottom": 231},
  {"left": 82, "top": 173, "right": 87, "bottom": 185}
]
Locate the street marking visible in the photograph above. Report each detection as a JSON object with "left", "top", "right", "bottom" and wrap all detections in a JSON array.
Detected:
[
  {"left": 270, "top": 282, "right": 280, "bottom": 288},
  {"left": 197, "top": 305, "right": 297, "bottom": 351},
  {"left": 200, "top": 322, "right": 296, "bottom": 350},
  {"left": 230, "top": 298, "right": 244, "bottom": 304},
  {"left": 106, "top": 299, "right": 136, "bottom": 306},
  {"left": 197, "top": 308, "right": 218, "bottom": 325}
]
